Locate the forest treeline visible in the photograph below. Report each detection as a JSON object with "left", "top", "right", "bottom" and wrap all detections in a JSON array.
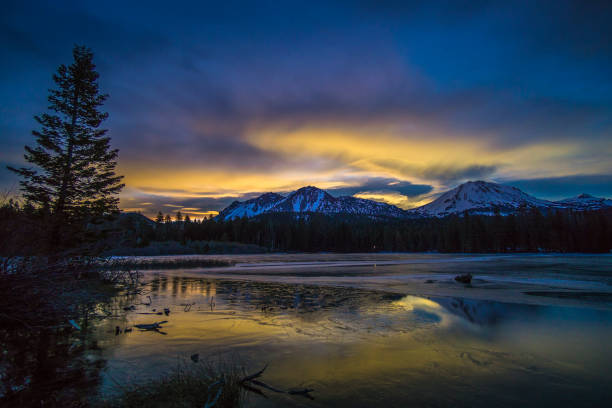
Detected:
[
  {"left": 108, "top": 207, "right": 612, "bottom": 254},
  {"left": 3, "top": 196, "right": 611, "bottom": 256}
]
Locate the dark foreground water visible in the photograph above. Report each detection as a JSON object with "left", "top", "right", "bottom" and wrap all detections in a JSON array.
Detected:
[
  {"left": 94, "top": 254, "right": 612, "bottom": 407},
  {"left": 3, "top": 254, "right": 612, "bottom": 407}
]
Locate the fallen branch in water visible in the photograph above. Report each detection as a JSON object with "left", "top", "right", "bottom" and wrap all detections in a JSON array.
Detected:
[
  {"left": 134, "top": 320, "right": 167, "bottom": 330},
  {"left": 250, "top": 379, "right": 285, "bottom": 393},
  {"left": 240, "top": 364, "right": 314, "bottom": 400},
  {"left": 241, "top": 381, "right": 267, "bottom": 398},
  {"left": 240, "top": 363, "right": 268, "bottom": 383},
  {"left": 288, "top": 387, "right": 316, "bottom": 397},
  {"left": 134, "top": 320, "right": 168, "bottom": 334}
]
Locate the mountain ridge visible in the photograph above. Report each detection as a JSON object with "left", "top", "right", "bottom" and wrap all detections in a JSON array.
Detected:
[
  {"left": 218, "top": 186, "right": 406, "bottom": 220},
  {"left": 217, "top": 181, "right": 612, "bottom": 220}
]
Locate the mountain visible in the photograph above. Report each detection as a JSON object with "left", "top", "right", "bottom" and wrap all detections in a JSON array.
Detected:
[
  {"left": 269, "top": 186, "right": 332, "bottom": 213},
  {"left": 218, "top": 192, "right": 284, "bottom": 220},
  {"left": 218, "top": 186, "right": 405, "bottom": 220},
  {"left": 217, "top": 181, "right": 612, "bottom": 221},
  {"left": 270, "top": 186, "right": 406, "bottom": 218},
  {"left": 554, "top": 193, "right": 612, "bottom": 211},
  {"left": 408, "top": 180, "right": 555, "bottom": 217}
]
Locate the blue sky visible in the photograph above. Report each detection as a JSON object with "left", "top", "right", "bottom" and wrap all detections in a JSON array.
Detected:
[{"left": 1, "top": 0, "right": 611, "bottom": 217}]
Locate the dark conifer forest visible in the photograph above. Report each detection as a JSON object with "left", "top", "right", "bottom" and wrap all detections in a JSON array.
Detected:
[
  {"left": 159, "top": 209, "right": 612, "bottom": 253},
  {"left": 223, "top": 209, "right": 612, "bottom": 253},
  {"left": 13, "top": 207, "right": 604, "bottom": 256}
]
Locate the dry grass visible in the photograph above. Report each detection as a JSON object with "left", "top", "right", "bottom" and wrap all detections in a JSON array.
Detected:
[{"left": 101, "top": 360, "right": 246, "bottom": 408}]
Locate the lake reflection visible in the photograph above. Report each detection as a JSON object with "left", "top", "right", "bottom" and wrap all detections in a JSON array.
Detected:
[{"left": 99, "top": 276, "right": 612, "bottom": 407}]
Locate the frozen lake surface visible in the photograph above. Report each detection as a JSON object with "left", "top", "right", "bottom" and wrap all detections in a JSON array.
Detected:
[
  {"left": 121, "top": 253, "right": 612, "bottom": 307},
  {"left": 97, "top": 253, "right": 612, "bottom": 406}
]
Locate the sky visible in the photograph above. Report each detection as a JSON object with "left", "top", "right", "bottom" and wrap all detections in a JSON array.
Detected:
[{"left": 1, "top": 0, "right": 611, "bottom": 218}]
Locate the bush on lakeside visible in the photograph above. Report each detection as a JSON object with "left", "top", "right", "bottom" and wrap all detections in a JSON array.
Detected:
[{"left": 0, "top": 256, "right": 138, "bottom": 405}]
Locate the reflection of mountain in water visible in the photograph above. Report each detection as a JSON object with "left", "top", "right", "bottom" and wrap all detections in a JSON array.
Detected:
[
  {"left": 435, "top": 297, "right": 539, "bottom": 326},
  {"left": 149, "top": 276, "right": 403, "bottom": 316},
  {"left": 149, "top": 276, "right": 551, "bottom": 331}
]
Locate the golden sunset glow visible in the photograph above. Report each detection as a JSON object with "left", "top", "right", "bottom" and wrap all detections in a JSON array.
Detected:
[
  {"left": 4, "top": 1, "right": 610, "bottom": 220},
  {"left": 112, "top": 121, "right": 612, "bottom": 217},
  {"left": 3, "top": 3, "right": 612, "bottom": 407},
  {"left": 248, "top": 124, "right": 588, "bottom": 183}
]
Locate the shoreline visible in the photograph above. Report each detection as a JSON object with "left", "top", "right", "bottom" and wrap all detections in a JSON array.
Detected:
[{"left": 130, "top": 253, "right": 612, "bottom": 311}]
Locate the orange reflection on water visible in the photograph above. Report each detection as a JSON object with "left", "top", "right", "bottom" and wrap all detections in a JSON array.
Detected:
[{"left": 97, "top": 275, "right": 612, "bottom": 407}]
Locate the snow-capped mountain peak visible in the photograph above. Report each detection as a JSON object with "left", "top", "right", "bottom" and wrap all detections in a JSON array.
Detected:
[
  {"left": 408, "top": 180, "right": 553, "bottom": 217},
  {"left": 274, "top": 186, "right": 334, "bottom": 213},
  {"left": 218, "top": 186, "right": 406, "bottom": 220},
  {"left": 217, "top": 181, "right": 612, "bottom": 221},
  {"left": 217, "top": 192, "right": 284, "bottom": 220}
]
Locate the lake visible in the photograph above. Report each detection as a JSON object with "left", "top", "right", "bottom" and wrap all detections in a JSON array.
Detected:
[
  {"left": 89, "top": 253, "right": 612, "bottom": 407},
  {"left": 4, "top": 254, "right": 610, "bottom": 406}
]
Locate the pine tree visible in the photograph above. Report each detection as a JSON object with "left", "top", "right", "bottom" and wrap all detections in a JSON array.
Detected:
[
  {"left": 8, "top": 45, "right": 124, "bottom": 231},
  {"left": 175, "top": 211, "right": 183, "bottom": 222},
  {"left": 155, "top": 211, "right": 164, "bottom": 224},
  {"left": 164, "top": 214, "right": 172, "bottom": 224}
]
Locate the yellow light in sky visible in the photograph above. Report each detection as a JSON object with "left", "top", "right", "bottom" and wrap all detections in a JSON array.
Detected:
[
  {"left": 118, "top": 120, "right": 611, "bottom": 215},
  {"left": 247, "top": 123, "right": 584, "bottom": 186}
]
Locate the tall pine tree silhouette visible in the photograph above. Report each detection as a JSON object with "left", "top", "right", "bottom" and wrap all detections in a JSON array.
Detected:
[{"left": 8, "top": 45, "right": 124, "bottom": 246}]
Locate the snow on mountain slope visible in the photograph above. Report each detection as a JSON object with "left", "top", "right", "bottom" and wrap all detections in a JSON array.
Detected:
[
  {"left": 272, "top": 186, "right": 333, "bottom": 213},
  {"left": 408, "top": 180, "right": 555, "bottom": 217},
  {"left": 217, "top": 181, "right": 611, "bottom": 221},
  {"left": 334, "top": 195, "right": 408, "bottom": 218},
  {"left": 217, "top": 192, "right": 284, "bottom": 220},
  {"left": 218, "top": 186, "right": 406, "bottom": 220},
  {"left": 555, "top": 194, "right": 612, "bottom": 211}
]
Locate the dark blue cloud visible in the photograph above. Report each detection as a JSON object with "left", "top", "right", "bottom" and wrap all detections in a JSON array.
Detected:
[
  {"left": 327, "top": 177, "right": 433, "bottom": 198},
  {"left": 121, "top": 192, "right": 241, "bottom": 216},
  {"left": 369, "top": 161, "right": 498, "bottom": 186},
  {"left": 506, "top": 174, "right": 612, "bottom": 200}
]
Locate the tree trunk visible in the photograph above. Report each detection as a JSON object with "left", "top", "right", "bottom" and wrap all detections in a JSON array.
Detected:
[{"left": 51, "top": 85, "right": 80, "bottom": 248}]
